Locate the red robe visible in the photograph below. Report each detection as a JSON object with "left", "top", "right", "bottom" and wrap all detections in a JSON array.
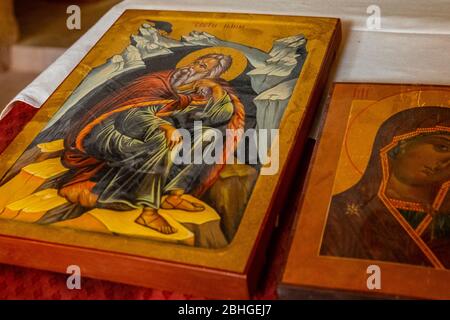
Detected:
[{"left": 61, "top": 70, "right": 245, "bottom": 202}]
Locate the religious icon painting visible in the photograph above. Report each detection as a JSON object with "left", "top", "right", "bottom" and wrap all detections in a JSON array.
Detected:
[
  {"left": 0, "top": 10, "right": 340, "bottom": 298},
  {"left": 279, "top": 83, "right": 450, "bottom": 299}
]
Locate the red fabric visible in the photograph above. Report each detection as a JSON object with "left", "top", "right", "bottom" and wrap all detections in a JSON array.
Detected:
[
  {"left": 0, "top": 101, "right": 39, "bottom": 154},
  {"left": 0, "top": 101, "right": 293, "bottom": 300}
]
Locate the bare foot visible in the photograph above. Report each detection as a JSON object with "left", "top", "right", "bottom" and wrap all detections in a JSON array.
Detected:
[
  {"left": 160, "top": 195, "right": 205, "bottom": 212},
  {"left": 135, "top": 209, "right": 177, "bottom": 234}
]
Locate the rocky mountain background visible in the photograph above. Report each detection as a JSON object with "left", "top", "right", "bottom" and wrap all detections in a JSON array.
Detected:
[{"left": 29, "top": 22, "right": 308, "bottom": 155}]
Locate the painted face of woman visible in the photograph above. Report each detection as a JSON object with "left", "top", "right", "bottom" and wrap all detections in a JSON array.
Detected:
[{"left": 391, "top": 133, "right": 450, "bottom": 186}]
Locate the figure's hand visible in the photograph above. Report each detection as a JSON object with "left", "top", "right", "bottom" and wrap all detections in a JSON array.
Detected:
[
  {"left": 176, "top": 82, "right": 196, "bottom": 92},
  {"left": 193, "top": 79, "right": 219, "bottom": 90},
  {"left": 161, "top": 125, "right": 182, "bottom": 150},
  {"left": 193, "top": 79, "right": 225, "bottom": 101},
  {"left": 176, "top": 79, "right": 215, "bottom": 95}
]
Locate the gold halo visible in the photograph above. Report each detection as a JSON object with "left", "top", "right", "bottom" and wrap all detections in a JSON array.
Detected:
[
  {"left": 176, "top": 47, "right": 247, "bottom": 81},
  {"left": 332, "top": 89, "right": 450, "bottom": 195}
]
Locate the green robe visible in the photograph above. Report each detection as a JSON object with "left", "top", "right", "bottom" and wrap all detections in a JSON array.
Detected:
[{"left": 82, "top": 94, "right": 234, "bottom": 210}]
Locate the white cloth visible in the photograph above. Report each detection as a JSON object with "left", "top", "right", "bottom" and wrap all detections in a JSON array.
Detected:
[{"left": 2, "top": 0, "right": 449, "bottom": 119}]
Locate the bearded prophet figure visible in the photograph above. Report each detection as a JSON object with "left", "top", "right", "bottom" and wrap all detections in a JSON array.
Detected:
[
  {"left": 321, "top": 107, "right": 450, "bottom": 269},
  {"left": 38, "top": 53, "right": 245, "bottom": 234}
]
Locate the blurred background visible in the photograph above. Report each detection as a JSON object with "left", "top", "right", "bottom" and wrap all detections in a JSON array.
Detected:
[{"left": 0, "top": 0, "right": 120, "bottom": 112}]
